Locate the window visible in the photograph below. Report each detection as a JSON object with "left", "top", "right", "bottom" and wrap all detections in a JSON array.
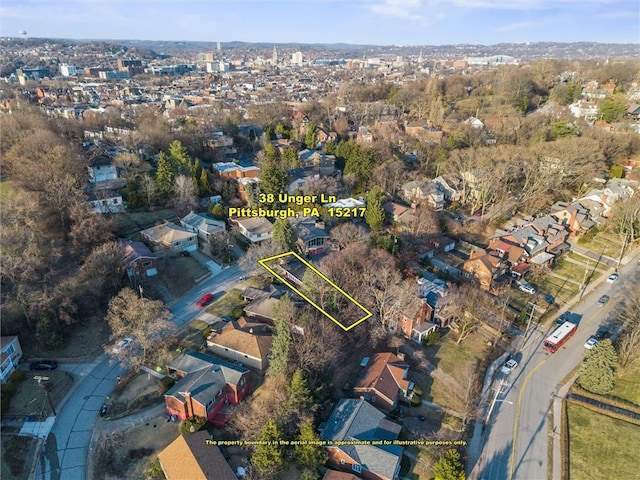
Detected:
[
  {"left": 340, "top": 459, "right": 345, "bottom": 465},
  {"left": 6, "top": 344, "right": 15, "bottom": 355},
  {"left": 352, "top": 464, "right": 361, "bottom": 473},
  {"left": 142, "top": 261, "right": 152, "bottom": 267}
]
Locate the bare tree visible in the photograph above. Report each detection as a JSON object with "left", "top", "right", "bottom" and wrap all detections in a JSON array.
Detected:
[
  {"left": 139, "top": 173, "right": 158, "bottom": 207},
  {"left": 330, "top": 223, "right": 368, "bottom": 249},
  {"left": 172, "top": 174, "right": 198, "bottom": 215},
  {"left": 105, "top": 287, "right": 174, "bottom": 371}
]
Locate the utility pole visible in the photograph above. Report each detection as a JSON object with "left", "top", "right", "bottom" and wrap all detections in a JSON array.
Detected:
[
  {"left": 519, "top": 303, "right": 535, "bottom": 349},
  {"left": 34, "top": 376, "right": 56, "bottom": 416}
]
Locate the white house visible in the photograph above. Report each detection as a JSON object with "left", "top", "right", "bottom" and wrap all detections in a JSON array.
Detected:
[
  {"left": 1, "top": 336, "right": 23, "bottom": 383},
  {"left": 180, "top": 211, "right": 226, "bottom": 243},
  {"left": 570, "top": 100, "right": 599, "bottom": 121},
  {"left": 140, "top": 222, "right": 198, "bottom": 253},
  {"left": 88, "top": 156, "right": 118, "bottom": 183},
  {"left": 231, "top": 217, "right": 273, "bottom": 243},
  {"left": 87, "top": 190, "right": 124, "bottom": 213}
]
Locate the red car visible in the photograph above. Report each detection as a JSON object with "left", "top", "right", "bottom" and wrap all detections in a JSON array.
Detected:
[{"left": 196, "top": 293, "right": 215, "bottom": 307}]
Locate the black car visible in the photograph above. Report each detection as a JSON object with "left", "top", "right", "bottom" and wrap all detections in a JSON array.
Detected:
[
  {"left": 29, "top": 360, "right": 58, "bottom": 371},
  {"left": 595, "top": 326, "right": 610, "bottom": 339}
]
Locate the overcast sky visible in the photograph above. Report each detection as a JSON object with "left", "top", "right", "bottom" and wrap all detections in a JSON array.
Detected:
[{"left": 1, "top": 0, "right": 638, "bottom": 45}]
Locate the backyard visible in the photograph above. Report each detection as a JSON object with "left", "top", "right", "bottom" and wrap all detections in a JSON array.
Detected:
[
  {"left": 567, "top": 402, "right": 640, "bottom": 480},
  {"left": 609, "top": 357, "right": 640, "bottom": 407},
  {"left": 110, "top": 208, "right": 180, "bottom": 237}
]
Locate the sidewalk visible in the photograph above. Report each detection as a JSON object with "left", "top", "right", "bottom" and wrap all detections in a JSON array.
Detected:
[{"left": 552, "top": 374, "right": 577, "bottom": 480}]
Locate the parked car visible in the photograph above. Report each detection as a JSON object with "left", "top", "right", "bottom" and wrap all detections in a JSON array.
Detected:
[
  {"left": 597, "top": 295, "right": 610, "bottom": 306},
  {"left": 29, "top": 360, "right": 58, "bottom": 371},
  {"left": 595, "top": 326, "right": 610, "bottom": 339},
  {"left": 501, "top": 359, "right": 518, "bottom": 375},
  {"left": 112, "top": 337, "right": 133, "bottom": 354},
  {"left": 584, "top": 336, "right": 599, "bottom": 350},
  {"left": 606, "top": 273, "right": 619, "bottom": 283},
  {"left": 519, "top": 284, "right": 536, "bottom": 295},
  {"left": 544, "top": 293, "right": 555, "bottom": 304},
  {"left": 196, "top": 293, "right": 215, "bottom": 307}
]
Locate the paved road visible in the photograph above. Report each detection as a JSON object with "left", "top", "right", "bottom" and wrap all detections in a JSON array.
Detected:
[
  {"left": 477, "top": 256, "right": 638, "bottom": 480},
  {"left": 36, "top": 264, "right": 246, "bottom": 480}
]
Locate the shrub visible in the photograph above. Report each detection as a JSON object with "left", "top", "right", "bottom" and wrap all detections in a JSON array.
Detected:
[
  {"left": 231, "top": 306, "right": 244, "bottom": 319},
  {"left": 146, "top": 458, "right": 165, "bottom": 480},
  {"left": 180, "top": 416, "right": 206, "bottom": 434},
  {"left": 423, "top": 330, "right": 442, "bottom": 347}
]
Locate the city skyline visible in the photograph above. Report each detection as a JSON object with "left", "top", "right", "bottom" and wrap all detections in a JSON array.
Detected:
[{"left": 1, "top": 0, "right": 639, "bottom": 46}]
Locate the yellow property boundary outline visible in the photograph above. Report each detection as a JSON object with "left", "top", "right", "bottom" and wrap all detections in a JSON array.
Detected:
[{"left": 258, "top": 251, "right": 373, "bottom": 331}]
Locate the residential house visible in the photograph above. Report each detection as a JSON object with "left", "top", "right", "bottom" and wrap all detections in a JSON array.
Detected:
[
  {"left": 180, "top": 211, "right": 226, "bottom": 244},
  {"left": 231, "top": 217, "right": 273, "bottom": 243},
  {"left": 357, "top": 126, "right": 374, "bottom": 144},
  {"left": 164, "top": 351, "right": 250, "bottom": 426},
  {"left": 627, "top": 103, "right": 640, "bottom": 120},
  {"left": 353, "top": 353, "right": 415, "bottom": 412},
  {"left": 394, "top": 296, "right": 436, "bottom": 343},
  {"left": 570, "top": 100, "right": 599, "bottom": 121},
  {"left": 404, "top": 121, "right": 443, "bottom": 143},
  {"left": 462, "top": 249, "right": 506, "bottom": 292},
  {"left": 549, "top": 202, "right": 597, "bottom": 237},
  {"left": 206, "top": 317, "right": 273, "bottom": 372},
  {"left": 400, "top": 180, "right": 444, "bottom": 211},
  {"left": 243, "top": 288, "right": 281, "bottom": 324},
  {"left": 430, "top": 236, "right": 456, "bottom": 253},
  {"left": 87, "top": 189, "right": 124, "bottom": 213},
  {"left": 158, "top": 431, "right": 236, "bottom": 480},
  {"left": 323, "top": 471, "right": 360, "bottom": 480},
  {"left": 464, "top": 116, "right": 484, "bottom": 129},
  {"left": 118, "top": 239, "right": 158, "bottom": 277},
  {"left": 213, "top": 162, "right": 260, "bottom": 180},
  {"left": 383, "top": 202, "right": 409, "bottom": 222},
  {"left": 88, "top": 155, "right": 118, "bottom": 184},
  {"left": 433, "top": 175, "right": 463, "bottom": 203},
  {"left": 292, "top": 216, "right": 330, "bottom": 255},
  {"left": 320, "top": 398, "right": 404, "bottom": 480},
  {"left": 141, "top": 222, "right": 198, "bottom": 253},
  {"left": 1, "top": 336, "right": 23, "bottom": 384}
]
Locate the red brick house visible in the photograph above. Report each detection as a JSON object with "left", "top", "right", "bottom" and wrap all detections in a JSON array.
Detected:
[
  {"left": 164, "top": 351, "right": 250, "bottom": 427},
  {"left": 462, "top": 249, "right": 505, "bottom": 292},
  {"left": 118, "top": 239, "right": 158, "bottom": 277},
  {"left": 353, "top": 353, "right": 413, "bottom": 412}
]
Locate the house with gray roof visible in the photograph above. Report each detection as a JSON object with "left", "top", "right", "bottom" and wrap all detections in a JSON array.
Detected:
[
  {"left": 320, "top": 398, "right": 403, "bottom": 480},
  {"left": 164, "top": 351, "right": 250, "bottom": 427},
  {"left": 180, "top": 211, "right": 226, "bottom": 243}
]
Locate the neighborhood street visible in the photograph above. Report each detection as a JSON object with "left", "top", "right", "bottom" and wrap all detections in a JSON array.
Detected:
[
  {"left": 476, "top": 254, "right": 638, "bottom": 480},
  {"left": 36, "top": 263, "right": 246, "bottom": 480}
]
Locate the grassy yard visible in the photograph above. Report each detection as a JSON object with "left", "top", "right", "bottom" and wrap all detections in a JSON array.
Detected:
[
  {"left": 567, "top": 252, "right": 608, "bottom": 269},
  {"left": 110, "top": 208, "right": 180, "bottom": 236},
  {"left": 206, "top": 288, "right": 244, "bottom": 318},
  {"left": 610, "top": 357, "right": 640, "bottom": 407},
  {"left": 534, "top": 275, "right": 579, "bottom": 306},
  {"left": 574, "top": 232, "right": 626, "bottom": 259},
  {"left": 1, "top": 435, "right": 39, "bottom": 480},
  {"left": 107, "top": 371, "right": 166, "bottom": 418},
  {"left": 4, "top": 370, "right": 73, "bottom": 418},
  {"left": 567, "top": 402, "right": 640, "bottom": 480},
  {"left": 175, "top": 319, "right": 209, "bottom": 350},
  {"left": 553, "top": 259, "right": 601, "bottom": 284},
  {"left": 156, "top": 255, "right": 210, "bottom": 298}
]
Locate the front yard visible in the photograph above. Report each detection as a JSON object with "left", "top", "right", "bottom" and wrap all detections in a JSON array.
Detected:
[
  {"left": 205, "top": 288, "right": 244, "bottom": 318},
  {"left": 3, "top": 369, "right": 73, "bottom": 419},
  {"left": 154, "top": 255, "right": 210, "bottom": 298}
]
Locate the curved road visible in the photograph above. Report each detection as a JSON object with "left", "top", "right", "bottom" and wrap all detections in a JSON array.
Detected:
[
  {"left": 37, "top": 264, "right": 245, "bottom": 480},
  {"left": 477, "top": 255, "right": 639, "bottom": 480}
]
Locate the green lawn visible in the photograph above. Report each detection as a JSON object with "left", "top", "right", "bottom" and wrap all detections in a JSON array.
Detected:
[
  {"left": 534, "top": 275, "right": 579, "bottom": 305},
  {"left": 575, "top": 233, "right": 626, "bottom": 259},
  {"left": 205, "top": 288, "right": 244, "bottom": 318},
  {"left": 175, "top": 319, "right": 209, "bottom": 350},
  {"left": 568, "top": 403, "right": 640, "bottom": 480},
  {"left": 610, "top": 357, "right": 640, "bottom": 407},
  {"left": 567, "top": 252, "right": 608, "bottom": 269}
]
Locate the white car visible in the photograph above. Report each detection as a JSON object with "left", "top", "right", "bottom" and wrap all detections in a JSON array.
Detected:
[
  {"left": 501, "top": 359, "right": 518, "bottom": 375},
  {"left": 112, "top": 337, "right": 133, "bottom": 354},
  {"left": 519, "top": 284, "right": 536, "bottom": 295},
  {"left": 584, "top": 336, "right": 599, "bottom": 350},
  {"left": 606, "top": 273, "right": 619, "bottom": 283}
]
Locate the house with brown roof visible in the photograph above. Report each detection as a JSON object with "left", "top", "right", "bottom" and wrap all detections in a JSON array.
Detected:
[
  {"left": 206, "top": 317, "right": 273, "bottom": 372},
  {"left": 404, "top": 120, "right": 443, "bottom": 143},
  {"left": 323, "top": 471, "right": 360, "bottom": 480},
  {"left": 158, "top": 431, "right": 236, "bottom": 480},
  {"left": 353, "top": 353, "right": 414, "bottom": 412},
  {"left": 140, "top": 222, "right": 198, "bottom": 253},
  {"left": 118, "top": 239, "right": 158, "bottom": 277},
  {"left": 462, "top": 249, "right": 506, "bottom": 292},
  {"left": 164, "top": 351, "right": 250, "bottom": 426}
]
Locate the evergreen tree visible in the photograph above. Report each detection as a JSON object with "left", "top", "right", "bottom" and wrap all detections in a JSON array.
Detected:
[
  {"left": 578, "top": 339, "right": 617, "bottom": 394},
  {"left": 283, "top": 146, "right": 300, "bottom": 169},
  {"left": 168, "top": 139, "right": 190, "bottom": 173},
  {"left": 365, "top": 186, "right": 386, "bottom": 231},
  {"left": 433, "top": 449, "right": 465, "bottom": 480},
  {"left": 199, "top": 169, "right": 211, "bottom": 194},
  {"left": 289, "top": 369, "right": 313, "bottom": 410},
  {"left": 295, "top": 419, "right": 327, "bottom": 469},
  {"left": 267, "top": 317, "right": 292, "bottom": 377},
  {"left": 305, "top": 121, "right": 318, "bottom": 150},
  {"left": 272, "top": 217, "right": 296, "bottom": 251},
  {"left": 260, "top": 161, "right": 288, "bottom": 207},
  {"left": 252, "top": 419, "right": 285, "bottom": 475},
  {"left": 155, "top": 152, "right": 175, "bottom": 197},
  {"left": 211, "top": 203, "right": 225, "bottom": 219}
]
